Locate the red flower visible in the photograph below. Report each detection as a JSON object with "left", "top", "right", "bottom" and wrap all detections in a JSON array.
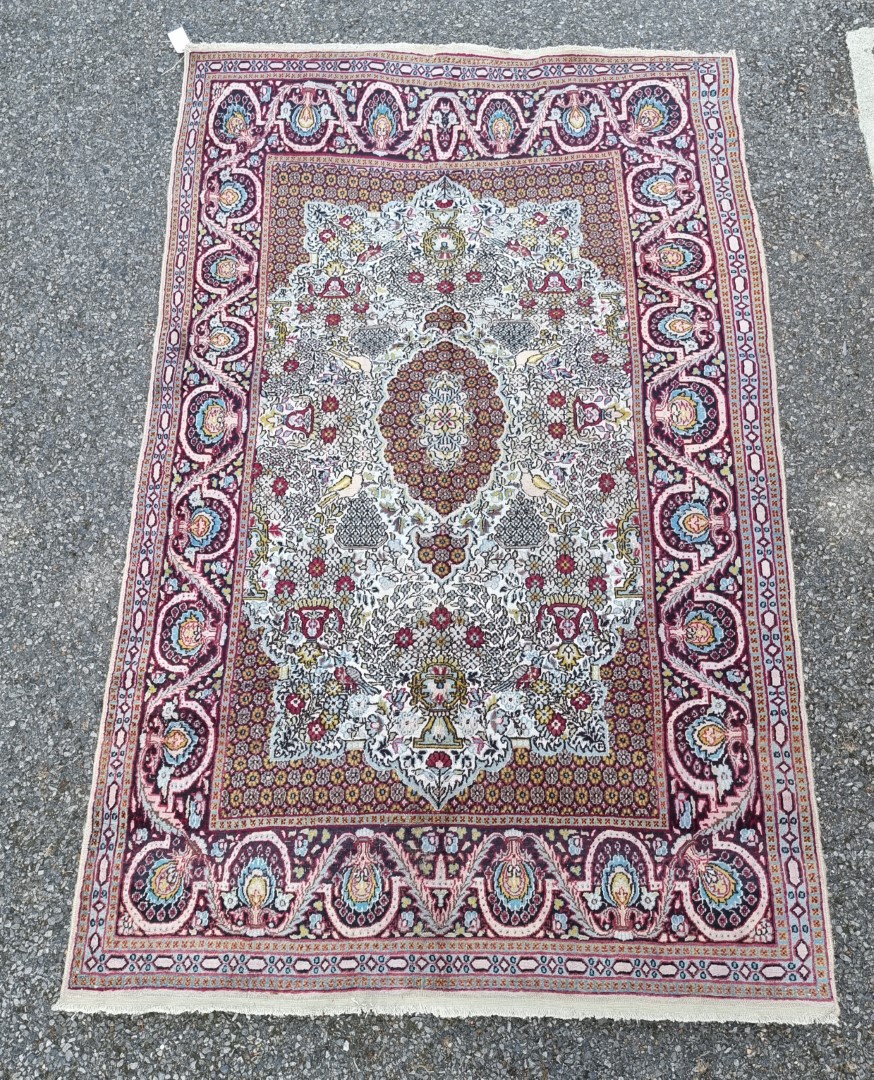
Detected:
[
  {"left": 408, "top": 270, "right": 424, "bottom": 283},
  {"left": 297, "top": 301, "right": 314, "bottom": 314},
  {"left": 625, "top": 454, "right": 637, "bottom": 473},
  {"left": 465, "top": 625, "right": 485, "bottom": 648},
  {"left": 547, "top": 711, "right": 567, "bottom": 736},
  {"left": 275, "top": 578, "right": 296, "bottom": 598},
  {"left": 525, "top": 573, "right": 545, "bottom": 590},
  {"left": 623, "top": 358, "right": 633, "bottom": 374},
  {"left": 547, "top": 390, "right": 566, "bottom": 408},
  {"left": 285, "top": 692, "right": 306, "bottom": 715},
  {"left": 272, "top": 476, "right": 289, "bottom": 496},
  {"left": 437, "top": 279, "right": 455, "bottom": 295},
  {"left": 318, "top": 229, "right": 335, "bottom": 243},
  {"left": 426, "top": 750, "right": 452, "bottom": 769},
  {"left": 532, "top": 212, "right": 548, "bottom": 225},
  {"left": 570, "top": 692, "right": 592, "bottom": 712},
  {"left": 394, "top": 627, "right": 414, "bottom": 648},
  {"left": 308, "top": 718, "right": 326, "bottom": 742},
  {"left": 352, "top": 301, "right": 369, "bottom": 314},
  {"left": 591, "top": 351, "right": 608, "bottom": 364},
  {"left": 252, "top": 461, "right": 264, "bottom": 480},
  {"left": 308, "top": 557, "right": 326, "bottom": 578},
  {"left": 321, "top": 395, "right": 339, "bottom": 413},
  {"left": 599, "top": 473, "right": 616, "bottom": 494},
  {"left": 335, "top": 575, "right": 355, "bottom": 594},
  {"left": 430, "top": 605, "right": 452, "bottom": 630},
  {"left": 588, "top": 575, "right": 607, "bottom": 593},
  {"left": 325, "top": 313, "right": 341, "bottom": 327},
  {"left": 519, "top": 295, "right": 536, "bottom": 309},
  {"left": 548, "top": 306, "right": 566, "bottom": 321},
  {"left": 339, "top": 215, "right": 353, "bottom": 228},
  {"left": 548, "top": 421, "right": 566, "bottom": 440},
  {"left": 320, "top": 426, "right": 337, "bottom": 444},
  {"left": 283, "top": 357, "right": 300, "bottom": 374},
  {"left": 466, "top": 269, "right": 483, "bottom": 283},
  {"left": 556, "top": 553, "right": 576, "bottom": 575}
]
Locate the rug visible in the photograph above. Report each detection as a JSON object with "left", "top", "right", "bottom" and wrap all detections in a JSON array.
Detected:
[
  {"left": 57, "top": 42, "right": 838, "bottom": 1022},
  {"left": 848, "top": 27, "right": 874, "bottom": 181}
]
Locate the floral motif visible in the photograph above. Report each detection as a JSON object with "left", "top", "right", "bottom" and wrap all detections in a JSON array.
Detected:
[{"left": 245, "top": 178, "right": 639, "bottom": 806}]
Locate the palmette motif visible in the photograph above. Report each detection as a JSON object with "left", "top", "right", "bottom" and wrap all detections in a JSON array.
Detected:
[{"left": 62, "top": 46, "right": 835, "bottom": 1017}]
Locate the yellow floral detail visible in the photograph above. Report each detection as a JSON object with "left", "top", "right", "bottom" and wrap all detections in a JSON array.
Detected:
[{"left": 296, "top": 642, "right": 322, "bottom": 668}]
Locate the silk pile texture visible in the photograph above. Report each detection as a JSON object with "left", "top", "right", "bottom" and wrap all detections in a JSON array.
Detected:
[{"left": 58, "top": 43, "right": 838, "bottom": 1022}]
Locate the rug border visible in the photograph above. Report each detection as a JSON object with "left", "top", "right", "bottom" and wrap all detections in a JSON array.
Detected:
[
  {"left": 56, "top": 43, "right": 196, "bottom": 1013},
  {"left": 726, "top": 45, "right": 839, "bottom": 1024},
  {"left": 56, "top": 40, "right": 839, "bottom": 1024}
]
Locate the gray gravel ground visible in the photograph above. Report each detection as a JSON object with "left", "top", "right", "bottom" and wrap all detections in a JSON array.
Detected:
[{"left": 2, "top": 2, "right": 873, "bottom": 1077}]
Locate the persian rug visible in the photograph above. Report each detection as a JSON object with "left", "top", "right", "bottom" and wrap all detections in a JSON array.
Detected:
[{"left": 58, "top": 42, "right": 838, "bottom": 1022}]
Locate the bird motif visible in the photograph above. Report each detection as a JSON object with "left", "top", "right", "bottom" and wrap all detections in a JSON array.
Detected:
[
  {"left": 328, "top": 348, "right": 372, "bottom": 375},
  {"left": 513, "top": 349, "right": 548, "bottom": 370},
  {"left": 320, "top": 472, "right": 364, "bottom": 506},
  {"left": 520, "top": 471, "right": 569, "bottom": 507}
]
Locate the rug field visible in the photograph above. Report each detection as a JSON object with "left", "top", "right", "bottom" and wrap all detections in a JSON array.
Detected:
[{"left": 57, "top": 43, "right": 837, "bottom": 1022}]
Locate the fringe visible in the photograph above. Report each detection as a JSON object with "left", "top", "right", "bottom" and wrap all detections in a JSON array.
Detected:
[{"left": 55, "top": 987, "right": 840, "bottom": 1024}]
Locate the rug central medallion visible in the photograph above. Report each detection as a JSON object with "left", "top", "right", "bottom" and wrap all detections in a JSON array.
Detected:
[
  {"left": 379, "top": 340, "right": 505, "bottom": 515},
  {"left": 246, "top": 178, "right": 640, "bottom": 807}
]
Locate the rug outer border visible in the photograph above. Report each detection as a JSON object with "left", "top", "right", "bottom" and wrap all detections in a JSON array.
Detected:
[
  {"left": 725, "top": 40, "right": 839, "bottom": 1027},
  {"left": 55, "top": 40, "right": 839, "bottom": 1025}
]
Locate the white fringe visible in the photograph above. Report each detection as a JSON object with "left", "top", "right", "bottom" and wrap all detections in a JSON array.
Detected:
[
  {"left": 169, "top": 39, "right": 735, "bottom": 60},
  {"left": 54, "top": 987, "right": 839, "bottom": 1024}
]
